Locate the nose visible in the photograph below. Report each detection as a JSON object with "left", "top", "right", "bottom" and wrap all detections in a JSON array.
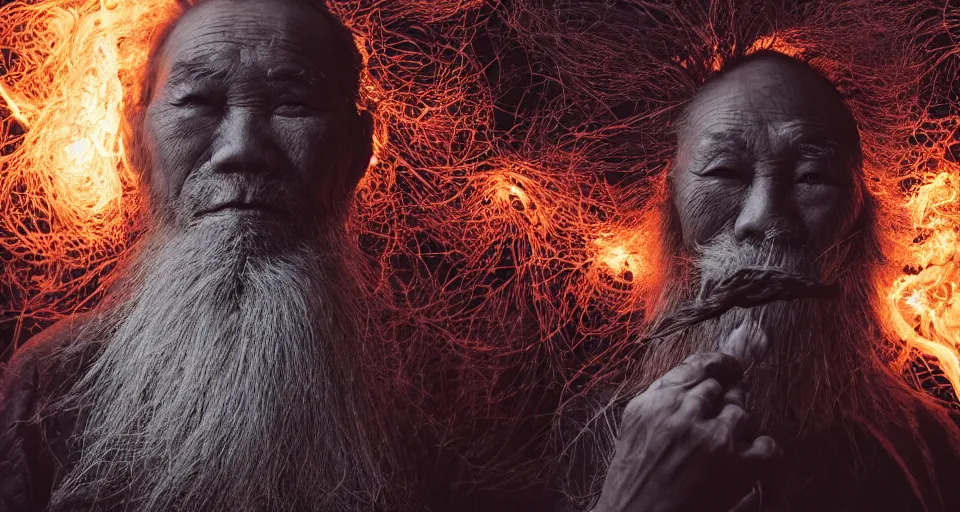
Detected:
[
  {"left": 208, "top": 109, "right": 275, "bottom": 175},
  {"left": 734, "top": 178, "right": 801, "bottom": 243}
]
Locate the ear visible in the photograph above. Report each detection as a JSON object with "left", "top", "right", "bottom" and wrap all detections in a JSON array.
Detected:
[{"left": 345, "top": 109, "right": 374, "bottom": 191}]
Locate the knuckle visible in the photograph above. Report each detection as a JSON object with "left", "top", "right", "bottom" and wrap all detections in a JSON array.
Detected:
[
  {"left": 711, "top": 423, "right": 732, "bottom": 445},
  {"left": 685, "top": 351, "right": 725, "bottom": 367},
  {"left": 684, "top": 393, "right": 713, "bottom": 413},
  {"left": 691, "top": 421, "right": 735, "bottom": 454},
  {"left": 662, "top": 413, "right": 693, "bottom": 432},
  {"left": 725, "top": 405, "right": 748, "bottom": 424},
  {"left": 724, "top": 387, "right": 746, "bottom": 404},
  {"left": 754, "top": 436, "right": 779, "bottom": 457},
  {"left": 699, "top": 378, "right": 723, "bottom": 396}
]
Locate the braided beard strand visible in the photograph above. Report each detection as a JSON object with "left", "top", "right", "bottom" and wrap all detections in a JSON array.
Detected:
[{"left": 636, "top": 233, "right": 891, "bottom": 440}]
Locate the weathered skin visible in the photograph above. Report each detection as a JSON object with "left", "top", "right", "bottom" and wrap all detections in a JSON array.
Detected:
[
  {"left": 143, "top": 0, "right": 370, "bottom": 229},
  {"left": 592, "top": 53, "right": 960, "bottom": 512},
  {"left": 670, "top": 54, "right": 862, "bottom": 254}
]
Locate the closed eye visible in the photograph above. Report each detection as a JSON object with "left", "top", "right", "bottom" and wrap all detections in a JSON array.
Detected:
[
  {"left": 274, "top": 100, "right": 321, "bottom": 118},
  {"left": 797, "top": 172, "right": 830, "bottom": 185},
  {"left": 171, "top": 93, "right": 217, "bottom": 108}
]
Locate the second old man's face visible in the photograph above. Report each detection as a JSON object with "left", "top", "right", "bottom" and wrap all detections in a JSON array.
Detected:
[
  {"left": 142, "top": 0, "right": 366, "bottom": 239},
  {"left": 670, "top": 57, "right": 863, "bottom": 257}
]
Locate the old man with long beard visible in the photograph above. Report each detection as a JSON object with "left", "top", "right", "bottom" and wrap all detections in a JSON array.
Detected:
[
  {"left": 0, "top": 0, "right": 398, "bottom": 510},
  {"left": 0, "top": 1, "right": 771, "bottom": 511},
  {"left": 590, "top": 51, "right": 960, "bottom": 512}
]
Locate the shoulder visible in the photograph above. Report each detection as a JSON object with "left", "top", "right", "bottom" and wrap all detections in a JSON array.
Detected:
[
  {"left": 1, "top": 312, "right": 99, "bottom": 418},
  {"left": 0, "top": 312, "right": 96, "bottom": 512},
  {"left": 4, "top": 313, "right": 96, "bottom": 378}
]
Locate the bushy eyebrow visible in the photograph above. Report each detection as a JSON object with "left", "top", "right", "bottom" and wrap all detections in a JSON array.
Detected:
[
  {"left": 796, "top": 140, "right": 838, "bottom": 159},
  {"left": 691, "top": 123, "right": 842, "bottom": 166},
  {"left": 166, "top": 59, "right": 231, "bottom": 84},
  {"left": 693, "top": 132, "right": 746, "bottom": 165},
  {"left": 164, "top": 60, "right": 322, "bottom": 91},
  {"left": 266, "top": 65, "right": 318, "bottom": 86},
  {"left": 776, "top": 121, "right": 841, "bottom": 156}
]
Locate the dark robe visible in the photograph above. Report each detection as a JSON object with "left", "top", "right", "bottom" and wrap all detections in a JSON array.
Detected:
[
  {"left": 0, "top": 314, "right": 96, "bottom": 512},
  {"left": 3, "top": 317, "right": 960, "bottom": 511},
  {"left": 757, "top": 400, "right": 960, "bottom": 511},
  {"left": 0, "top": 315, "right": 564, "bottom": 512}
]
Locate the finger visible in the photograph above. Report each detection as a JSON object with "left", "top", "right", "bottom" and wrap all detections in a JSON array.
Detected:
[
  {"left": 722, "top": 388, "right": 761, "bottom": 440},
  {"left": 719, "top": 319, "right": 769, "bottom": 369},
  {"left": 715, "top": 402, "right": 750, "bottom": 437},
  {"left": 722, "top": 386, "right": 746, "bottom": 410},
  {"left": 739, "top": 435, "right": 779, "bottom": 465},
  {"left": 729, "top": 488, "right": 761, "bottom": 512},
  {"left": 652, "top": 352, "right": 744, "bottom": 391},
  {"left": 678, "top": 377, "right": 725, "bottom": 417}
]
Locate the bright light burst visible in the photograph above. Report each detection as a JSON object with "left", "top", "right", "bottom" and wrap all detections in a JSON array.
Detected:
[
  {"left": 0, "top": 0, "right": 178, "bottom": 330},
  {"left": 889, "top": 170, "right": 960, "bottom": 392}
]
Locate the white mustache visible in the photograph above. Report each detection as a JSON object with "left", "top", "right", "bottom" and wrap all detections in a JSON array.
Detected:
[{"left": 694, "top": 234, "right": 819, "bottom": 299}]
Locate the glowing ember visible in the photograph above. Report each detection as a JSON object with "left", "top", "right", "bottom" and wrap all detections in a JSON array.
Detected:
[
  {"left": 0, "top": 0, "right": 180, "bottom": 324},
  {"left": 592, "top": 231, "right": 647, "bottom": 281}
]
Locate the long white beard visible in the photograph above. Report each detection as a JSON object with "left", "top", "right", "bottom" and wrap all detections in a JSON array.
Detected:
[
  {"left": 664, "top": 234, "right": 848, "bottom": 439},
  {"left": 560, "top": 216, "right": 918, "bottom": 510},
  {"left": 51, "top": 219, "right": 390, "bottom": 512}
]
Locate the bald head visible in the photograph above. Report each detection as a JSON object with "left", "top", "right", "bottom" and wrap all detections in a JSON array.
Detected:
[
  {"left": 670, "top": 51, "right": 864, "bottom": 256},
  {"left": 130, "top": 0, "right": 371, "bottom": 242}
]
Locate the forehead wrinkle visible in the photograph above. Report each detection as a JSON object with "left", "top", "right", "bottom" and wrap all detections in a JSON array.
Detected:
[
  {"left": 164, "top": 46, "right": 247, "bottom": 88},
  {"left": 168, "top": 6, "right": 329, "bottom": 57},
  {"left": 683, "top": 103, "right": 754, "bottom": 154},
  {"left": 166, "top": 33, "right": 334, "bottom": 90},
  {"left": 684, "top": 86, "right": 853, "bottom": 161}
]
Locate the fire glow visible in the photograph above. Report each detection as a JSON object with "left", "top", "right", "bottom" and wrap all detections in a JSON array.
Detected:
[{"left": 1, "top": 1, "right": 959, "bottom": 399}]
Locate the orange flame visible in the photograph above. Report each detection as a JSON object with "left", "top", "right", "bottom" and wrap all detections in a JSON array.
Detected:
[
  {"left": 888, "top": 170, "right": 960, "bottom": 391},
  {"left": 1, "top": 0, "right": 176, "bottom": 222}
]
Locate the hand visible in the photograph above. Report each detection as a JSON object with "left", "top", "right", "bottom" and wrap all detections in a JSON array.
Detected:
[{"left": 593, "top": 327, "right": 777, "bottom": 512}]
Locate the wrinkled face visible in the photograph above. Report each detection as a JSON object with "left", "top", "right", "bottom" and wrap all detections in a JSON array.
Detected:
[
  {"left": 143, "top": 0, "right": 367, "bottom": 236},
  {"left": 670, "top": 58, "right": 862, "bottom": 255}
]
